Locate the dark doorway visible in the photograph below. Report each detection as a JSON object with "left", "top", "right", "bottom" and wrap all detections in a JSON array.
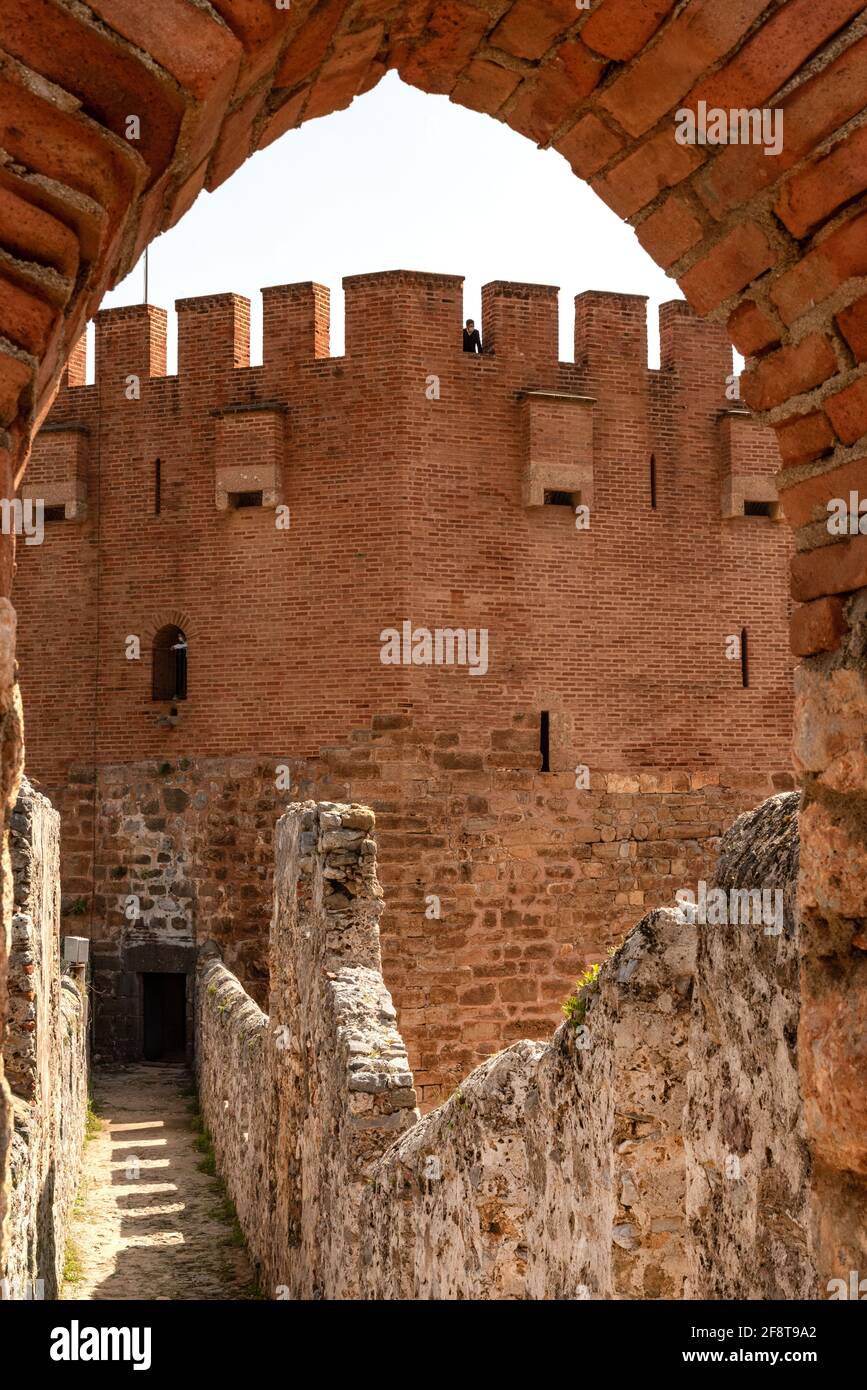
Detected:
[{"left": 142, "top": 973, "right": 187, "bottom": 1062}]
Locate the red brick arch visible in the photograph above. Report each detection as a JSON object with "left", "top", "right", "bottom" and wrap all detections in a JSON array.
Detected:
[
  {"left": 143, "top": 611, "right": 196, "bottom": 644},
  {"left": 1, "top": 0, "right": 865, "bottom": 1280}
]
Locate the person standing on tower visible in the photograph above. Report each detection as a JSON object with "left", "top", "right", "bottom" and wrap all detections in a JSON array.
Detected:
[{"left": 463, "top": 318, "right": 483, "bottom": 353}]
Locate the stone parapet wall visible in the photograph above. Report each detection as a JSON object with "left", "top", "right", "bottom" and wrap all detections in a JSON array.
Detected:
[
  {"left": 685, "top": 791, "right": 814, "bottom": 1298},
  {"left": 197, "top": 793, "right": 812, "bottom": 1300},
  {"left": 2, "top": 780, "right": 87, "bottom": 1298},
  {"left": 792, "top": 595, "right": 867, "bottom": 1284},
  {"left": 196, "top": 953, "right": 270, "bottom": 1279},
  {"left": 54, "top": 732, "right": 792, "bottom": 1105},
  {"left": 197, "top": 800, "right": 419, "bottom": 1298},
  {"left": 361, "top": 905, "right": 693, "bottom": 1300}
]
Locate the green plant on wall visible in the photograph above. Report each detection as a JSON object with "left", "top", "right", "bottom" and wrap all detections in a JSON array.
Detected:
[{"left": 562, "top": 961, "right": 601, "bottom": 1028}]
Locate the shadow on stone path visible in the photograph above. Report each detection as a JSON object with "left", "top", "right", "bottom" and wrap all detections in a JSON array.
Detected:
[{"left": 63, "top": 1064, "right": 255, "bottom": 1301}]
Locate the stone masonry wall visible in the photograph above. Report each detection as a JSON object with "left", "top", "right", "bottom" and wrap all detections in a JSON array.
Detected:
[
  {"left": 55, "top": 726, "right": 791, "bottom": 1104},
  {"left": 792, "top": 592, "right": 867, "bottom": 1287},
  {"left": 195, "top": 952, "right": 270, "bottom": 1281},
  {"left": 362, "top": 904, "right": 693, "bottom": 1301},
  {"left": 197, "top": 793, "right": 810, "bottom": 1300},
  {"left": 197, "top": 800, "right": 419, "bottom": 1298},
  {"left": 685, "top": 790, "right": 813, "bottom": 1299},
  {"left": 3, "top": 0, "right": 866, "bottom": 1284},
  {"left": 2, "top": 780, "right": 87, "bottom": 1299}
]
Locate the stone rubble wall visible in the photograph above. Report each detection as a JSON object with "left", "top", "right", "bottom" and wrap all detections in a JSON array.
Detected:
[
  {"left": 197, "top": 800, "right": 419, "bottom": 1299},
  {"left": 2, "top": 780, "right": 87, "bottom": 1298},
  {"left": 197, "top": 795, "right": 811, "bottom": 1300},
  {"left": 582, "top": 907, "right": 694, "bottom": 1301},
  {"left": 361, "top": 1038, "right": 547, "bottom": 1300},
  {"left": 62, "top": 737, "right": 792, "bottom": 1105},
  {"left": 361, "top": 905, "right": 694, "bottom": 1300},
  {"left": 685, "top": 791, "right": 814, "bottom": 1298},
  {"left": 195, "top": 952, "right": 270, "bottom": 1281},
  {"left": 792, "top": 593, "right": 867, "bottom": 1285}
]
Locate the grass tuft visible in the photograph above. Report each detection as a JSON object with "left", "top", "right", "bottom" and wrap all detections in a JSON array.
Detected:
[{"left": 562, "top": 961, "right": 602, "bottom": 1027}]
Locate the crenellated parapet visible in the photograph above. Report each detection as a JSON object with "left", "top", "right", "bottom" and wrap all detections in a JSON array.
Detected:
[
  {"left": 47, "top": 269, "right": 764, "bottom": 391},
  {"left": 32, "top": 270, "right": 783, "bottom": 528}
]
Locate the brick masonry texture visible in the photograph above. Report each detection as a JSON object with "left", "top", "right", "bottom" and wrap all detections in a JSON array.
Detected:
[
  {"left": 2, "top": 0, "right": 866, "bottom": 645},
  {"left": 15, "top": 282, "right": 795, "bottom": 1102},
  {"left": 1, "top": 0, "right": 866, "bottom": 1285},
  {"left": 197, "top": 794, "right": 814, "bottom": 1300},
  {"left": 39, "top": 746, "right": 791, "bottom": 1107},
  {"left": 2, "top": 780, "right": 87, "bottom": 1299},
  {"left": 16, "top": 282, "right": 792, "bottom": 774}
]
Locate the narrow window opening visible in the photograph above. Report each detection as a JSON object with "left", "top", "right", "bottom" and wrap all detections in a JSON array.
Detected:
[
  {"left": 228, "top": 490, "right": 263, "bottom": 509},
  {"left": 649, "top": 453, "right": 657, "bottom": 510},
  {"left": 740, "top": 627, "right": 749, "bottom": 688},
  {"left": 43, "top": 505, "right": 66, "bottom": 523},
  {"left": 540, "top": 711, "right": 550, "bottom": 773},
  {"left": 744, "top": 499, "right": 773, "bottom": 517},
  {"left": 543, "top": 490, "right": 574, "bottom": 507},
  {"left": 154, "top": 458, "right": 161, "bottom": 515},
  {"left": 152, "top": 624, "right": 187, "bottom": 702}
]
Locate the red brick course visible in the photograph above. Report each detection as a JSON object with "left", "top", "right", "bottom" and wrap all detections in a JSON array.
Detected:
[
  {"left": 776, "top": 410, "right": 837, "bottom": 469},
  {"left": 825, "top": 373, "right": 867, "bottom": 446},
  {"left": 15, "top": 275, "right": 794, "bottom": 1097},
  {"left": 2, "top": 0, "right": 867, "bottom": 1267},
  {"left": 2, "top": 0, "right": 865, "bottom": 627},
  {"left": 837, "top": 294, "right": 867, "bottom": 364},
  {"left": 790, "top": 596, "right": 848, "bottom": 656}
]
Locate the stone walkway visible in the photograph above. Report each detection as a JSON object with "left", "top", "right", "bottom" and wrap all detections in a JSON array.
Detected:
[{"left": 62, "top": 1064, "right": 255, "bottom": 1300}]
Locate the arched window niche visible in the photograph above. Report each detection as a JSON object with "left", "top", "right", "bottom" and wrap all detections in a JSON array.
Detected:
[{"left": 152, "top": 625, "right": 187, "bottom": 702}]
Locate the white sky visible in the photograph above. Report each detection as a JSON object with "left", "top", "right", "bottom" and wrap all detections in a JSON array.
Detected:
[{"left": 94, "top": 71, "right": 683, "bottom": 374}]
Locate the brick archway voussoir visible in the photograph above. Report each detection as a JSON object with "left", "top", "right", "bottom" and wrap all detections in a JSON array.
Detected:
[
  {"left": 0, "top": 2, "right": 865, "bottom": 656},
  {"left": 0, "top": 0, "right": 866, "bottom": 1284}
]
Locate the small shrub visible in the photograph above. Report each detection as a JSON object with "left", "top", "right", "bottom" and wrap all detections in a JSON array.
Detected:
[{"left": 562, "top": 961, "right": 602, "bottom": 1027}]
